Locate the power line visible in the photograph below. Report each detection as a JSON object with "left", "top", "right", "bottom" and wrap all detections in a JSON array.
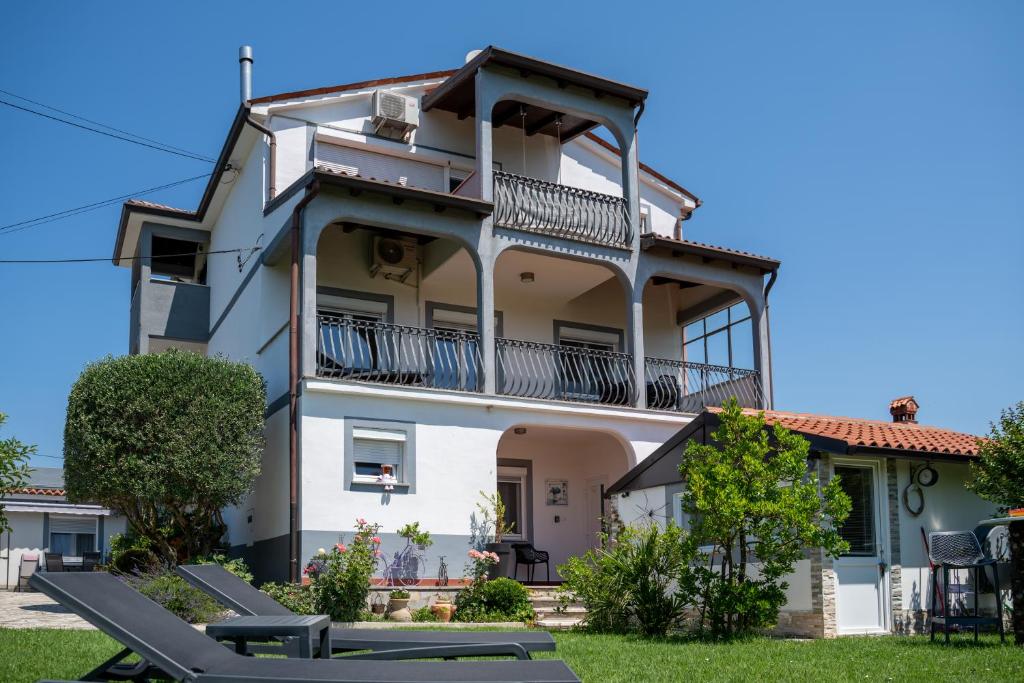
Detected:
[
  {"left": 0, "top": 173, "right": 211, "bottom": 236},
  {"left": 0, "top": 246, "right": 261, "bottom": 265},
  {"left": 0, "top": 99, "right": 216, "bottom": 164},
  {"left": 0, "top": 88, "right": 216, "bottom": 161}
]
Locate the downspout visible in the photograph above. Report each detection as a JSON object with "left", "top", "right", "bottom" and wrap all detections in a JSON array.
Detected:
[
  {"left": 244, "top": 111, "right": 277, "bottom": 201},
  {"left": 239, "top": 46, "right": 277, "bottom": 201},
  {"left": 288, "top": 180, "right": 320, "bottom": 582},
  {"left": 763, "top": 268, "right": 779, "bottom": 409}
]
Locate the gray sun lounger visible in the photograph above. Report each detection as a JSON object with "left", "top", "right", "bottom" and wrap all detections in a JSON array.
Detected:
[
  {"left": 30, "top": 571, "right": 579, "bottom": 682},
  {"left": 176, "top": 563, "right": 556, "bottom": 657}
]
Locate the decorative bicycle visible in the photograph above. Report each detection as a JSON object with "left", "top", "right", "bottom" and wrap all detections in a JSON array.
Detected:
[
  {"left": 437, "top": 555, "right": 449, "bottom": 587},
  {"left": 382, "top": 538, "right": 427, "bottom": 586}
]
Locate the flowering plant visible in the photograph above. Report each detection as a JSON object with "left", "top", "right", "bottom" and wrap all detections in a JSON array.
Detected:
[
  {"left": 466, "top": 548, "right": 500, "bottom": 582},
  {"left": 308, "top": 518, "right": 382, "bottom": 621}
]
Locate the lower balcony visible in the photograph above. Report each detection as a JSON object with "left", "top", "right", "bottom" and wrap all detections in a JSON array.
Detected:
[{"left": 317, "top": 316, "right": 764, "bottom": 412}]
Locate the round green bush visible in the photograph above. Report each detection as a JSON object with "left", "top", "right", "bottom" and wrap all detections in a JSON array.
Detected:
[{"left": 454, "top": 577, "right": 533, "bottom": 623}]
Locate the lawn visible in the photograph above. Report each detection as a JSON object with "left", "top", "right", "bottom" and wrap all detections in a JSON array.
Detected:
[{"left": 0, "top": 628, "right": 1020, "bottom": 682}]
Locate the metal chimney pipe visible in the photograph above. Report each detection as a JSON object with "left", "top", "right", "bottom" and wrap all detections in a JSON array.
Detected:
[{"left": 239, "top": 45, "right": 254, "bottom": 103}]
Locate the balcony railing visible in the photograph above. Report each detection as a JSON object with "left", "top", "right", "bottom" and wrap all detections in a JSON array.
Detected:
[
  {"left": 496, "top": 338, "right": 635, "bottom": 406},
  {"left": 493, "top": 171, "right": 632, "bottom": 247},
  {"left": 644, "top": 357, "right": 764, "bottom": 413},
  {"left": 317, "top": 315, "right": 482, "bottom": 393}
]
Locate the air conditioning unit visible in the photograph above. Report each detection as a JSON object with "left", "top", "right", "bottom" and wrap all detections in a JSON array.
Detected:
[
  {"left": 371, "top": 235, "right": 418, "bottom": 281},
  {"left": 371, "top": 90, "right": 420, "bottom": 139}
]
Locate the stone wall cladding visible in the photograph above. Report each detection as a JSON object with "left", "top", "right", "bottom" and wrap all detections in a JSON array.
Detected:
[
  {"left": 886, "top": 459, "right": 903, "bottom": 630},
  {"left": 816, "top": 453, "right": 839, "bottom": 638}
]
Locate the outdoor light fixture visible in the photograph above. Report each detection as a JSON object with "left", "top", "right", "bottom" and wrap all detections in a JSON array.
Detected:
[
  {"left": 519, "top": 272, "right": 535, "bottom": 284},
  {"left": 514, "top": 427, "right": 527, "bottom": 435}
]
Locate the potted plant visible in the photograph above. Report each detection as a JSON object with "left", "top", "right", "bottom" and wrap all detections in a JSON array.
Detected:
[
  {"left": 387, "top": 589, "right": 412, "bottom": 621},
  {"left": 430, "top": 594, "right": 455, "bottom": 623},
  {"left": 397, "top": 522, "right": 433, "bottom": 549},
  {"left": 478, "top": 491, "right": 515, "bottom": 579}
]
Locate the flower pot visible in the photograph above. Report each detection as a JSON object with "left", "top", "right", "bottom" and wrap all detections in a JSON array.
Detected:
[
  {"left": 485, "top": 542, "right": 512, "bottom": 579},
  {"left": 387, "top": 597, "right": 411, "bottom": 622},
  {"left": 431, "top": 601, "right": 454, "bottom": 623}
]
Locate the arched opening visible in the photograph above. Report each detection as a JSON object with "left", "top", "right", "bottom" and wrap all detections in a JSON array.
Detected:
[
  {"left": 493, "top": 247, "right": 635, "bottom": 406},
  {"left": 314, "top": 221, "right": 484, "bottom": 392},
  {"left": 642, "top": 275, "right": 764, "bottom": 412},
  {"left": 495, "top": 424, "right": 634, "bottom": 582}
]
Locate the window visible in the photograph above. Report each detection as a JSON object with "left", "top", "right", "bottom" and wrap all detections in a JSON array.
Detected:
[
  {"left": 683, "top": 302, "right": 754, "bottom": 370},
  {"left": 318, "top": 291, "right": 391, "bottom": 374},
  {"left": 49, "top": 516, "right": 97, "bottom": 556},
  {"left": 432, "top": 320, "right": 480, "bottom": 391},
  {"left": 352, "top": 428, "right": 406, "bottom": 483},
  {"left": 555, "top": 324, "right": 623, "bottom": 402},
  {"left": 497, "top": 466, "right": 527, "bottom": 541},
  {"left": 835, "top": 466, "right": 876, "bottom": 556}
]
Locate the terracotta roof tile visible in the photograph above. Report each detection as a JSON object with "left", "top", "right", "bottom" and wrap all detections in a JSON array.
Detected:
[
  {"left": 10, "top": 486, "right": 66, "bottom": 496},
  {"left": 709, "top": 407, "right": 983, "bottom": 457},
  {"left": 124, "top": 199, "right": 196, "bottom": 214}
]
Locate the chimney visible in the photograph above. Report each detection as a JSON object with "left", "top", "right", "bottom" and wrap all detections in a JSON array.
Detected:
[
  {"left": 239, "top": 45, "right": 254, "bottom": 103},
  {"left": 890, "top": 396, "right": 919, "bottom": 424}
]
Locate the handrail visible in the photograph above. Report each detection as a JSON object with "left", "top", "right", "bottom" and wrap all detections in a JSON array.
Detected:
[
  {"left": 644, "top": 357, "right": 764, "bottom": 413},
  {"left": 493, "top": 171, "right": 631, "bottom": 247}
]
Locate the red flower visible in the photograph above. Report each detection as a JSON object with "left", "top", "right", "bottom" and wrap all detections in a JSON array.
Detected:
[
  {"left": 336, "top": 543, "right": 347, "bottom": 553},
  {"left": 371, "top": 536, "right": 382, "bottom": 544}
]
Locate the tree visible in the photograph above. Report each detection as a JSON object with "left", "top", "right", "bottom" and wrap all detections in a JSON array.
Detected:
[
  {"left": 0, "top": 412, "right": 34, "bottom": 534},
  {"left": 967, "top": 401, "right": 1024, "bottom": 645},
  {"left": 64, "top": 351, "right": 265, "bottom": 564},
  {"left": 679, "top": 398, "right": 851, "bottom": 637}
]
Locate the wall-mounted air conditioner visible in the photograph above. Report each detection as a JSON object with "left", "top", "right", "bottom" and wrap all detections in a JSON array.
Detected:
[
  {"left": 371, "top": 90, "right": 419, "bottom": 140},
  {"left": 371, "top": 235, "right": 418, "bottom": 282}
]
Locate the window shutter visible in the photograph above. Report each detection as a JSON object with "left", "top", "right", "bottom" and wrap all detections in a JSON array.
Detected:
[
  {"left": 316, "top": 143, "right": 444, "bottom": 191},
  {"left": 50, "top": 515, "right": 97, "bottom": 534},
  {"left": 353, "top": 431, "right": 403, "bottom": 467},
  {"left": 835, "top": 467, "right": 875, "bottom": 555}
]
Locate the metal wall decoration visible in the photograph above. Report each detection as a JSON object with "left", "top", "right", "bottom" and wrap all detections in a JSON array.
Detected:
[{"left": 546, "top": 479, "right": 569, "bottom": 506}]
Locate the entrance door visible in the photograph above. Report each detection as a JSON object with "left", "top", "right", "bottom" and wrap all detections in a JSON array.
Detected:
[
  {"left": 585, "top": 477, "right": 606, "bottom": 550},
  {"left": 833, "top": 460, "right": 890, "bottom": 634}
]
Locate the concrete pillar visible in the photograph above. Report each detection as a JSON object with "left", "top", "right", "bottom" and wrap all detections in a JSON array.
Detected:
[
  {"left": 301, "top": 222, "right": 319, "bottom": 379},
  {"left": 619, "top": 128, "right": 642, "bottom": 250},
  {"left": 474, "top": 69, "right": 494, "bottom": 203},
  {"left": 627, "top": 282, "right": 646, "bottom": 409},
  {"left": 477, "top": 248, "right": 497, "bottom": 394},
  {"left": 749, "top": 297, "right": 773, "bottom": 410}
]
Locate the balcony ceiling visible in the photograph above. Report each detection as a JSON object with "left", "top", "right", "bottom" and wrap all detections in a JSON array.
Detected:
[{"left": 421, "top": 46, "right": 648, "bottom": 142}]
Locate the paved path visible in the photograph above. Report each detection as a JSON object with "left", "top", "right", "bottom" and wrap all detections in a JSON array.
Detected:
[{"left": 0, "top": 590, "right": 93, "bottom": 629}]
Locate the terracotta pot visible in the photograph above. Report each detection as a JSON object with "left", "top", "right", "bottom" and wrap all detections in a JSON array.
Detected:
[
  {"left": 388, "top": 598, "right": 412, "bottom": 622},
  {"left": 431, "top": 602, "right": 454, "bottom": 623}
]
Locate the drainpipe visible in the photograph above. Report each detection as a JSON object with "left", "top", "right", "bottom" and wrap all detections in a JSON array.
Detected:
[
  {"left": 288, "top": 180, "right": 320, "bottom": 582},
  {"left": 239, "top": 46, "right": 276, "bottom": 200},
  {"left": 763, "top": 268, "right": 779, "bottom": 409}
]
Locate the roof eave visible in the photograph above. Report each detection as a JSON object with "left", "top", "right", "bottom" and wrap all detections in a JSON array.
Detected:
[{"left": 640, "top": 234, "right": 781, "bottom": 274}]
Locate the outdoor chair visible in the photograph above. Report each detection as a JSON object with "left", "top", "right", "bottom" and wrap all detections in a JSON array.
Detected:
[
  {"left": 927, "top": 530, "right": 1005, "bottom": 643},
  {"left": 15, "top": 553, "right": 38, "bottom": 591},
  {"left": 81, "top": 551, "right": 101, "bottom": 572},
  {"left": 44, "top": 552, "right": 64, "bottom": 573},
  {"left": 176, "top": 563, "right": 557, "bottom": 658},
  {"left": 29, "top": 571, "right": 579, "bottom": 682},
  {"left": 512, "top": 542, "right": 551, "bottom": 583}
]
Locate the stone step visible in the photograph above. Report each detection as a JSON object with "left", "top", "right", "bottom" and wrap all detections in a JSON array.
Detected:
[
  {"left": 529, "top": 597, "right": 574, "bottom": 609},
  {"left": 533, "top": 606, "right": 587, "bottom": 619},
  {"left": 536, "top": 616, "right": 584, "bottom": 630}
]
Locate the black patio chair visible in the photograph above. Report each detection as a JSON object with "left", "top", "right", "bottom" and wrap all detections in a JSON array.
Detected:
[
  {"left": 29, "top": 571, "right": 579, "bottom": 682},
  {"left": 928, "top": 530, "right": 1005, "bottom": 643},
  {"left": 44, "top": 552, "right": 64, "bottom": 573},
  {"left": 176, "top": 563, "right": 556, "bottom": 657},
  {"left": 512, "top": 543, "right": 550, "bottom": 583},
  {"left": 81, "top": 551, "right": 102, "bottom": 572}
]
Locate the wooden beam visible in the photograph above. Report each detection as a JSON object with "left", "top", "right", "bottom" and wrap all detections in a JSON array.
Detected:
[
  {"left": 676, "top": 290, "right": 742, "bottom": 326},
  {"left": 492, "top": 102, "right": 523, "bottom": 128},
  {"left": 526, "top": 111, "right": 560, "bottom": 136}
]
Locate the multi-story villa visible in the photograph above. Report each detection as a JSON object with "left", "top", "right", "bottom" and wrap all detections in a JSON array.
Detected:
[{"left": 115, "top": 46, "right": 779, "bottom": 584}]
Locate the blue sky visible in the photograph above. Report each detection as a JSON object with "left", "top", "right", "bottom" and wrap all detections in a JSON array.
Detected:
[{"left": 1, "top": 2, "right": 1021, "bottom": 467}]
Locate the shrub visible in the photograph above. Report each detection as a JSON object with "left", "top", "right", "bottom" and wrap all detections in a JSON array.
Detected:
[
  {"left": 122, "top": 569, "right": 223, "bottom": 623},
  {"left": 454, "top": 577, "right": 533, "bottom": 623},
  {"left": 196, "top": 553, "right": 254, "bottom": 585},
  {"left": 307, "top": 518, "right": 382, "bottom": 621},
  {"left": 108, "top": 533, "right": 159, "bottom": 574},
  {"left": 0, "top": 412, "right": 32, "bottom": 534},
  {"left": 411, "top": 606, "right": 438, "bottom": 622},
  {"left": 397, "top": 522, "right": 433, "bottom": 548},
  {"left": 559, "top": 522, "right": 694, "bottom": 637},
  {"left": 261, "top": 581, "right": 316, "bottom": 615}
]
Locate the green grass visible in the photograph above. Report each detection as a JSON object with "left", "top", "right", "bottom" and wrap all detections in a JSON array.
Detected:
[{"left": 1, "top": 627, "right": 1020, "bottom": 682}]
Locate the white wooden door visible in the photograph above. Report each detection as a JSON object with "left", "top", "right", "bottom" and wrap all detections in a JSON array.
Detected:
[{"left": 833, "top": 460, "right": 890, "bottom": 634}]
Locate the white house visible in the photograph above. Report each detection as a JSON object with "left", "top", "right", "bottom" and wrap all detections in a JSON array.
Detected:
[
  {"left": 1, "top": 467, "right": 127, "bottom": 590},
  {"left": 113, "top": 46, "right": 778, "bottom": 584},
  {"left": 607, "top": 398, "right": 1000, "bottom": 638}
]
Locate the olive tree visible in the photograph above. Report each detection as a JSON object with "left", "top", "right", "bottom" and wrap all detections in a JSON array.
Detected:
[
  {"left": 64, "top": 351, "right": 265, "bottom": 564},
  {"left": 967, "top": 401, "right": 1024, "bottom": 644},
  {"left": 0, "top": 412, "right": 34, "bottom": 534},
  {"left": 680, "top": 398, "right": 851, "bottom": 637}
]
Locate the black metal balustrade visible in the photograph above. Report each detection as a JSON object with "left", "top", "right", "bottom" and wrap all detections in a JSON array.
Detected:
[
  {"left": 496, "top": 338, "right": 636, "bottom": 406},
  {"left": 317, "top": 315, "right": 483, "bottom": 393},
  {"left": 493, "top": 171, "right": 632, "bottom": 247},
  {"left": 644, "top": 357, "right": 764, "bottom": 413}
]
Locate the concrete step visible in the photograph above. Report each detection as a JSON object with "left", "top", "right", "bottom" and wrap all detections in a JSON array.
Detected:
[
  {"left": 536, "top": 616, "right": 584, "bottom": 630},
  {"left": 533, "top": 606, "right": 586, "bottom": 620}
]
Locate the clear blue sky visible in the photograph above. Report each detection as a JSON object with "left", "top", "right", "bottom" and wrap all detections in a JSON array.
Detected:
[{"left": 1, "top": 2, "right": 1021, "bottom": 467}]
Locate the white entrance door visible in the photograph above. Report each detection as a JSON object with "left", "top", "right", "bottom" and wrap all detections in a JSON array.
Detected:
[
  {"left": 585, "top": 477, "right": 607, "bottom": 550},
  {"left": 833, "top": 460, "right": 890, "bottom": 634}
]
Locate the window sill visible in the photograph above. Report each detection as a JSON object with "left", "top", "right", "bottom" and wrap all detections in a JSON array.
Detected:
[{"left": 351, "top": 480, "right": 411, "bottom": 490}]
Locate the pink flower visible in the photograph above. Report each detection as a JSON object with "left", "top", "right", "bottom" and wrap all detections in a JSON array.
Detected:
[
  {"left": 371, "top": 536, "right": 382, "bottom": 544},
  {"left": 356, "top": 518, "right": 367, "bottom": 526},
  {"left": 336, "top": 543, "right": 347, "bottom": 553},
  {"left": 468, "top": 549, "right": 481, "bottom": 559}
]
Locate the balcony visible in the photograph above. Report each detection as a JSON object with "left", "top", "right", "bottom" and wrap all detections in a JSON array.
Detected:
[
  {"left": 317, "top": 315, "right": 483, "bottom": 393},
  {"left": 496, "top": 338, "right": 635, "bottom": 406},
  {"left": 644, "top": 357, "right": 764, "bottom": 413},
  {"left": 493, "top": 171, "right": 631, "bottom": 248}
]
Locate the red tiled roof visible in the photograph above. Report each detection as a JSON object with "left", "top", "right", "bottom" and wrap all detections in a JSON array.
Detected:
[
  {"left": 10, "top": 486, "right": 65, "bottom": 496},
  {"left": 640, "top": 233, "right": 780, "bottom": 272},
  {"left": 710, "top": 407, "right": 983, "bottom": 457},
  {"left": 124, "top": 199, "right": 195, "bottom": 214}
]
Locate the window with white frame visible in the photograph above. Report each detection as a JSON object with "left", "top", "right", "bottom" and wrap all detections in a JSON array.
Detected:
[
  {"left": 683, "top": 302, "right": 754, "bottom": 369},
  {"left": 351, "top": 428, "right": 407, "bottom": 484},
  {"left": 497, "top": 466, "right": 527, "bottom": 541}
]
